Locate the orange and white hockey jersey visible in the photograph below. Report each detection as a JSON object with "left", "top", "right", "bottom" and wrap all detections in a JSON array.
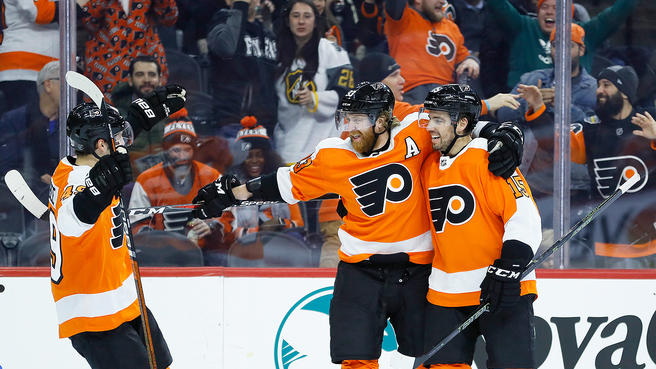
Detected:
[
  {"left": 276, "top": 113, "right": 434, "bottom": 264},
  {"left": 0, "top": 0, "right": 59, "bottom": 82},
  {"left": 48, "top": 157, "right": 140, "bottom": 338},
  {"left": 420, "top": 138, "right": 542, "bottom": 307},
  {"left": 384, "top": 4, "right": 471, "bottom": 91}
]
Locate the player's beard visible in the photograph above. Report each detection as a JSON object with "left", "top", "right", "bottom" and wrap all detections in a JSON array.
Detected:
[
  {"left": 596, "top": 90, "right": 623, "bottom": 121},
  {"left": 350, "top": 128, "right": 376, "bottom": 154},
  {"left": 135, "top": 83, "right": 155, "bottom": 98}
]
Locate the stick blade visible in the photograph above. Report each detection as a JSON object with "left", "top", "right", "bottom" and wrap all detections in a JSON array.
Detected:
[
  {"left": 3, "top": 170, "right": 48, "bottom": 220},
  {"left": 65, "top": 71, "right": 104, "bottom": 109}
]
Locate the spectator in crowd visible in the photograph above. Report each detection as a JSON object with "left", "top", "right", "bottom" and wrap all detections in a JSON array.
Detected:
[
  {"left": 111, "top": 56, "right": 167, "bottom": 175},
  {"left": 487, "top": 0, "right": 638, "bottom": 90},
  {"left": 76, "top": 0, "right": 178, "bottom": 99},
  {"left": 357, "top": 0, "right": 388, "bottom": 53},
  {"left": 478, "top": 0, "right": 535, "bottom": 97},
  {"left": 206, "top": 0, "right": 278, "bottom": 134},
  {"left": 497, "top": 24, "right": 597, "bottom": 207},
  {"left": 0, "top": 0, "right": 59, "bottom": 115},
  {"left": 175, "top": 0, "right": 226, "bottom": 56},
  {"left": 129, "top": 112, "right": 223, "bottom": 248},
  {"left": 273, "top": 0, "right": 354, "bottom": 163},
  {"left": 383, "top": 0, "right": 479, "bottom": 105},
  {"left": 0, "top": 61, "right": 60, "bottom": 199},
  {"left": 203, "top": 115, "right": 299, "bottom": 266},
  {"left": 357, "top": 52, "right": 521, "bottom": 120},
  {"left": 520, "top": 65, "right": 656, "bottom": 267}
]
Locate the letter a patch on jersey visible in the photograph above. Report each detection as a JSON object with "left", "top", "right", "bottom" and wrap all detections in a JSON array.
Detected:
[
  {"left": 428, "top": 184, "right": 476, "bottom": 233},
  {"left": 350, "top": 163, "right": 413, "bottom": 217}
]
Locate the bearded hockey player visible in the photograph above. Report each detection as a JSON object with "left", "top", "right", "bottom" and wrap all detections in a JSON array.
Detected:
[
  {"left": 418, "top": 84, "right": 541, "bottom": 369},
  {"left": 48, "top": 85, "right": 184, "bottom": 369},
  {"left": 191, "top": 82, "right": 524, "bottom": 368}
]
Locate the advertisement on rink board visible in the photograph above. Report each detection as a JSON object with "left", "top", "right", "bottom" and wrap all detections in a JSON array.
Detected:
[{"left": 0, "top": 273, "right": 654, "bottom": 369}]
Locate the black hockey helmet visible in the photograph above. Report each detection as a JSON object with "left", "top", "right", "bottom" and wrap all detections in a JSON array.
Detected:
[
  {"left": 422, "top": 84, "right": 481, "bottom": 131},
  {"left": 335, "top": 82, "right": 395, "bottom": 131},
  {"left": 66, "top": 102, "right": 133, "bottom": 154}
]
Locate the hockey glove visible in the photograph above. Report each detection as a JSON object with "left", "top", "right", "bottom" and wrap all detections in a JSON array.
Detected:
[
  {"left": 486, "top": 122, "right": 524, "bottom": 179},
  {"left": 88, "top": 150, "right": 133, "bottom": 197},
  {"left": 479, "top": 240, "right": 533, "bottom": 313},
  {"left": 192, "top": 175, "right": 241, "bottom": 219},
  {"left": 128, "top": 85, "right": 186, "bottom": 131},
  {"left": 74, "top": 150, "right": 132, "bottom": 224}
]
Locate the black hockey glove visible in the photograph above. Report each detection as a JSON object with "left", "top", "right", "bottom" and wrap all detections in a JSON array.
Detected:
[
  {"left": 486, "top": 122, "right": 524, "bottom": 179},
  {"left": 74, "top": 150, "right": 132, "bottom": 224},
  {"left": 128, "top": 85, "right": 186, "bottom": 131},
  {"left": 192, "top": 175, "right": 241, "bottom": 219},
  {"left": 88, "top": 150, "right": 133, "bottom": 197},
  {"left": 480, "top": 240, "right": 533, "bottom": 313}
]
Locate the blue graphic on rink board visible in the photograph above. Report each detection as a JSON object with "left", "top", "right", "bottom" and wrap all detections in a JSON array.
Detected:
[{"left": 274, "top": 286, "right": 398, "bottom": 369}]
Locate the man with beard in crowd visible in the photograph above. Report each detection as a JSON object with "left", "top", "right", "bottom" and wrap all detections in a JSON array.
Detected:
[
  {"left": 111, "top": 56, "right": 168, "bottom": 174},
  {"left": 519, "top": 65, "right": 656, "bottom": 267}
]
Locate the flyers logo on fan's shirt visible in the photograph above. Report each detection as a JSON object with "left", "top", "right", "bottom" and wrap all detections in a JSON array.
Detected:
[
  {"left": 428, "top": 184, "right": 475, "bottom": 233},
  {"left": 593, "top": 155, "right": 648, "bottom": 198},
  {"left": 350, "top": 163, "right": 413, "bottom": 217},
  {"left": 426, "top": 31, "right": 456, "bottom": 61}
]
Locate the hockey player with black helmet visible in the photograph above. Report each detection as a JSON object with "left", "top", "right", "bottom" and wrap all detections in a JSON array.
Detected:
[
  {"left": 191, "top": 81, "right": 525, "bottom": 368},
  {"left": 47, "top": 86, "right": 185, "bottom": 369},
  {"left": 418, "top": 84, "right": 541, "bottom": 369}
]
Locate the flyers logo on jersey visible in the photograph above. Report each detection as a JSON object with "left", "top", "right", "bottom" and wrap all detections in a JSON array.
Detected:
[
  {"left": 350, "top": 163, "right": 412, "bottom": 217},
  {"left": 428, "top": 184, "right": 476, "bottom": 233},
  {"left": 426, "top": 32, "right": 456, "bottom": 61},
  {"left": 593, "top": 155, "right": 648, "bottom": 198}
]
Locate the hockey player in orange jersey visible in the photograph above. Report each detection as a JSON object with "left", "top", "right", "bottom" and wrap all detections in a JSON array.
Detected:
[
  {"left": 418, "top": 85, "right": 541, "bottom": 368},
  {"left": 48, "top": 85, "right": 185, "bottom": 369},
  {"left": 191, "top": 82, "right": 525, "bottom": 368}
]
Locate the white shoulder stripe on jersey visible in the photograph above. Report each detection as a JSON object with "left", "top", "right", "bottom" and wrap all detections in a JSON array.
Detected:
[
  {"left": 277, "top": 166, "right": 299, "bottom": 205},
  {"left": 429, "top": 266, "right": 536, "bottom": 294},
  {"left": 55, "top": 273, "right": 137, "bottom": 325},
  {"left": 338, "top": 229, "right": 433, "bottom": 256},
  {"left": 438, "top": 138, "right": 488, "bottom": 170}
]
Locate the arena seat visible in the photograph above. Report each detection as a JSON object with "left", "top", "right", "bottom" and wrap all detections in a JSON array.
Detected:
[
  {"left": 227, "top": 231, "right": 315, "bottom": 268},
  {"left": 133, "top": 230, "right": 204, "bottom": 267}
]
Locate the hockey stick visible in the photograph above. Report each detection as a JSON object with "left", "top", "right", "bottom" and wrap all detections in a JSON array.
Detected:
[
  {"left": 413, "top": 173, "right": 641, "bottom": 369},
  {"left": 3, "top": 169, "right": 49, "bottom": 220},
  {"left": 65, "top": 71, "right": 158, "bottom": 369}
]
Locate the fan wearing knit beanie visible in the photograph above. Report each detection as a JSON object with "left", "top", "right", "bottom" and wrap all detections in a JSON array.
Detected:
[{"left": 129, "top": 108, "right": 223, "bottom": 246}]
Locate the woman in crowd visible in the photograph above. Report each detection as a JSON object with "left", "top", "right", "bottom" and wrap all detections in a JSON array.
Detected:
[{"left": 273, "top": 0, "right": 354, "bottom": 164}]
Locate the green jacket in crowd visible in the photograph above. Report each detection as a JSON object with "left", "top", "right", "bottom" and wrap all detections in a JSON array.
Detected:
[{"left": 487, "top": 0, "right": 639, "bottom": 89}]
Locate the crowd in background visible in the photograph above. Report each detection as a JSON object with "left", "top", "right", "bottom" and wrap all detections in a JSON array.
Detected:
[{"left": 0, "top": 0, "right": 655, "bottom": 269}]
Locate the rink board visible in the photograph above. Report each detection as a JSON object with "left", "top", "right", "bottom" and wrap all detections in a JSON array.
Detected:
[{"left": 0, "top": 268, "right": 655, "bottom": 369}]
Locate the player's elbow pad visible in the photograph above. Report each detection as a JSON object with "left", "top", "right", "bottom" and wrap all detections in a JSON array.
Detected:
[
  {"left": 500, "top": 239, "right": 534, "bottom": 266},
  {"left": 245, "top": 172, "right": 283, "bottom": 202},
  {"left": 73, "top": 188, "right": 113, "bottom": 224}
]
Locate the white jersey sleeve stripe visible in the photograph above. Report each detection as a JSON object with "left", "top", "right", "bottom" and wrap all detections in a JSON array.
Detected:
[
  {"left": 503, "top": 195, "right": 542, "bottom": 254},
  {"left": 277, "top": 166, "right": 299, "bottom": 204}
]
